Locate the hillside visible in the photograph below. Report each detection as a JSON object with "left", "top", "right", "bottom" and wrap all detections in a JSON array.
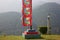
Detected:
[
  {"left": 33, "top": 2, "right": 60, "bottom": 34},
  {"left": 0, "top": 2, "right": 60, "bottom": 35},
  {"left": 0, "top": 35, "right": 60, "bottom": 40},
  {"left": 0, "top": 12, "right": 22, "bottom": 35},
  {"left": 0, "top": 12, "right": 38, "bottom": 35}
]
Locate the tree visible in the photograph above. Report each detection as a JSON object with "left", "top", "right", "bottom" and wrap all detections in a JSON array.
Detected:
[{"left": 38, "top": 27, "right": 47, "bottom": 34}]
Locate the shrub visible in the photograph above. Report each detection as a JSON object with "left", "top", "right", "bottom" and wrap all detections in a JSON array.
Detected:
[{"left": 38, "top": 27, "right": 47, "bottom": 34}]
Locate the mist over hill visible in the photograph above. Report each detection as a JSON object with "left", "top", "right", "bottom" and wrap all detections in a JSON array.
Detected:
[
  {"left": 33, "top": 2, "right": 60, "bottom": 34},
  {"left": 0, "top": 12, "right": 22, "bottom": 35},
  {"left": 0, "top": 12, "right": 37, "bottom": 35},
  {"left": 0, "top": 2, "right": 60, "bottom": 35}
]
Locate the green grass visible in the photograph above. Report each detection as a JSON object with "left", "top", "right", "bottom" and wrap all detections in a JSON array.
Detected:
[
  {"left": 0, "top": 35, "right": 60, "bottom": 40},
  {"left": 42, "top": 35, "right": 60, "bottom": 40},
  {"left": 0, "top": 35, "right": 24, "bottom": 40}
]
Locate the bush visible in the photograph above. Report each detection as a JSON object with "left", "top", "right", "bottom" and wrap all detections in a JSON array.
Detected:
[{"left": 38, "top": 27, "right": 47, "bottom": 34}]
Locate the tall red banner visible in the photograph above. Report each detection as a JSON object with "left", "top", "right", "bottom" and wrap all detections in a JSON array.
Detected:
[{"left": 22, "top": 0, "right": 32, "bottom": 26}]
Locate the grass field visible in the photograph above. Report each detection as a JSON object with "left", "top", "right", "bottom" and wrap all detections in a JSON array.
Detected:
[{"left": 0, "top": 35, "right": 60, "bottom": 40}]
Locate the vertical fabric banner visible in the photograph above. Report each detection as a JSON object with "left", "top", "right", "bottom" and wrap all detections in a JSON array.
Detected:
[{"left": 22, "top": 0, "right": 32, "bottom": 26}]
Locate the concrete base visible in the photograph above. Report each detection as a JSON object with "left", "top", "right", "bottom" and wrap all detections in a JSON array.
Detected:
[{"left": 22, "top": 29, "right": 41, "bottom": 39}]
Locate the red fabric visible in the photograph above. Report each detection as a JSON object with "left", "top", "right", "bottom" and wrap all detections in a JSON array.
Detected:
[
  {"left": 22, "top": 0, "right": 32, "bottom": 26},
  {"left": 23, "top": 31, "right": 39, "bottom": 34},
  {"left": 27, "top": 32, "right": 38, "bottom": 34}
]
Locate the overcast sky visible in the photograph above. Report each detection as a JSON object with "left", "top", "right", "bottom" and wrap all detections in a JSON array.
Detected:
[{"left": 0, "top": 0, "right": 60, "bottom": 13}]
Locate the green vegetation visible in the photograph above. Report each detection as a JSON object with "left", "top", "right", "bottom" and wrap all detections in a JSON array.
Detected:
[
  {"left": 38, "top": 27, "right": 47, "bottom": 34},
  {"left": 0, "top": 35, "right": 60, "bottom": 40},
  {"left": 0, "top": 35, "right": 24, "bottom": 40},
  {"left": 42, "top": 35, "right": 60, "bottom": 40}
]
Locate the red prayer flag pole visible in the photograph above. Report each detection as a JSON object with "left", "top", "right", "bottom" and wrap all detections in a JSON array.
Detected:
[{"left": 22, "top": 0, "right": 32, "bottom": 26}]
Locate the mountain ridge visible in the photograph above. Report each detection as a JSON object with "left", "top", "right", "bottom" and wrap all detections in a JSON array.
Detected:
[{"left": 0, "top": 2, "right": 60, "bottom": 35}]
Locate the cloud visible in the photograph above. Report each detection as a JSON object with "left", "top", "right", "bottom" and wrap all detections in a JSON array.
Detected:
[
  {"left": 42, "top": 0, "right": 60, "bottom": 2},
  {"left": 0, "top": 0, "right": 21, "bottom": 13},
  {"left": 0, "top": 0, "right": 60, "bottom": 13},
  {"left": 0, "top": 0, "right": 46, "bottom": 13}
]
